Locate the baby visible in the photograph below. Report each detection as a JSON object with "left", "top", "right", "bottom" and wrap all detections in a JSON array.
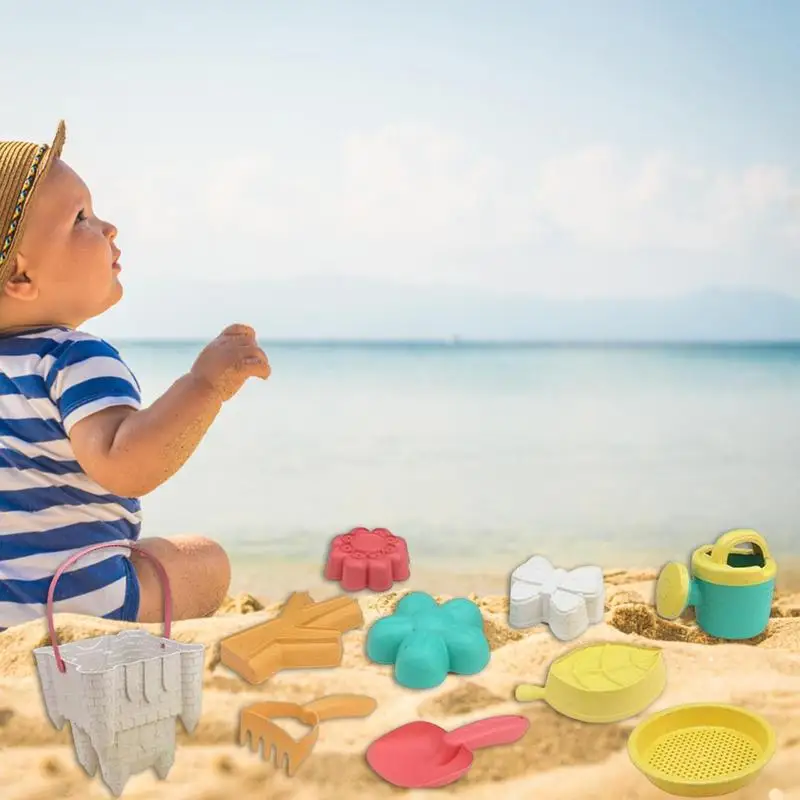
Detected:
[{"left": 0, "top": 121, "right": 270, "bottom": 631}]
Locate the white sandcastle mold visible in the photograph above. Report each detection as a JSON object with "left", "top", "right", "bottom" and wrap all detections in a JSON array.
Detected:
[
  {"left": 34, "top": 629, "right": 204, "bottom": 797},
  {"left": 508, "top": 555, "right": 605, "bottom": 640}
]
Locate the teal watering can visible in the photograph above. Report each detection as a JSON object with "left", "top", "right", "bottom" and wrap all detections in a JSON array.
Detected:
[{"left": 656, "top": 529, "right": 776, "bottom": 640}]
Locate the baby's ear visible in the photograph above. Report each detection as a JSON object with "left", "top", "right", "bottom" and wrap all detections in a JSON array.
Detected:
[{"left": 2, "top": 255, "right": 38, "bottom": 301}]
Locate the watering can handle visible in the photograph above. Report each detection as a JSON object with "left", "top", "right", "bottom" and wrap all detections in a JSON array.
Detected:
[
  {"left": 709, "top": 529, "right": 771, "bottom": 564},
  {"left": 46, "top": 540, "right": 172, "bottom": 674}
]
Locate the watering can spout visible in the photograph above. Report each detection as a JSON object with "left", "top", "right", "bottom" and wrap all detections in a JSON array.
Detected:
[{"left": 655, "top": 562, "right": 691, "bottom": 620}]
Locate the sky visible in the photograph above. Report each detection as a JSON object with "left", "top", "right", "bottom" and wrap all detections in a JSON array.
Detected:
[{"left": 1, "top": 1, "right": 799, "bottom": 335}]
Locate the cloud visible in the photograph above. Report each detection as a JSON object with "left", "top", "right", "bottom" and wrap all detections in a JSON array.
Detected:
[
  {"left": 785, "top": 191, "right": 800, "bottom": 244},
  {"left": 334, "top": 124, "right": 535, "bottom": 247},
  {"left": 533, "top": 146, "right": 797, "bottom": 251},
  {"left": 106, "top": 123, "right": 799, "bottom": 291},
  {"left": 150, "top": 124, "right": 535, "bottom": 255},
  {"left": 200, "top": 125, "right": 798, "bottom": 253}
]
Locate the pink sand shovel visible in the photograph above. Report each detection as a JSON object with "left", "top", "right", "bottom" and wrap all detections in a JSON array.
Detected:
[{"left": 366, "top": 714, "right": 530, "bottom": 788}]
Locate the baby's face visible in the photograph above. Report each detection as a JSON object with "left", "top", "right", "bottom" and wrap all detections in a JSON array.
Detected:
[{"left": 7, "top": 158, "right": 122, "bottom": 326}]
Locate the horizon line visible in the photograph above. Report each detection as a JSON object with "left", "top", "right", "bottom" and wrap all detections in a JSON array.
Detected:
[{"left": 112, "top": 337, "right": 800, "bottom": 346}]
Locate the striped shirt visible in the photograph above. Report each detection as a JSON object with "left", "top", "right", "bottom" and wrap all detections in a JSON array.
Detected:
[{"left": 0, "top": 326, "right": 143, "bottom": 630}]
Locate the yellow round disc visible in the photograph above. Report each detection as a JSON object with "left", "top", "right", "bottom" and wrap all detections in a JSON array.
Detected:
[{"left": 656, "top": 562, "right": 690, "bottom": 619}]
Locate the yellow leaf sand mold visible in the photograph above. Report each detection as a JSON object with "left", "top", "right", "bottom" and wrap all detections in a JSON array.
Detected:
[{"left": 515, "top": 641, "right": 666, "bottom": 723}]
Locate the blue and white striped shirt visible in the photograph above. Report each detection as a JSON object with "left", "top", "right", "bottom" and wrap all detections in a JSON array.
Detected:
[{"left": 0, "top": 326, "right": 143, "bottom": 630}]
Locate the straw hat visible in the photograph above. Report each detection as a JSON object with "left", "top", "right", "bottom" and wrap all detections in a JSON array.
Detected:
[{"left": 0, "top": 120, "right": 66, "bottom": 291}]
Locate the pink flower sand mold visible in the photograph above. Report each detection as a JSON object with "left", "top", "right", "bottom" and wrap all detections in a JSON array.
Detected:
[{"left": 324, "top": 527, "right": 410, "bottom": 592}]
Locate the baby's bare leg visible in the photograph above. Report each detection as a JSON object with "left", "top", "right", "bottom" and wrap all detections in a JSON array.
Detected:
[{"left": 131, "top": 535, "right": 231, "bottom": 622}]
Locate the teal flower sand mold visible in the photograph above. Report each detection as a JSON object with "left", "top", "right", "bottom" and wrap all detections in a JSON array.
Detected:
[{"left": 366, "top": 591, "right": 491, "bottom": 689}]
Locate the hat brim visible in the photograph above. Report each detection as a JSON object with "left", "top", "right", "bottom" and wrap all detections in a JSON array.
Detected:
[
  {"left": 47, "top": 120, "right": 66, "bottom": 164},
  {"left": 0, "top": 120, "right": 66, "bottom": 284},
  {"left": 30, "top": 119, "right": 66, "bottom": 207}
]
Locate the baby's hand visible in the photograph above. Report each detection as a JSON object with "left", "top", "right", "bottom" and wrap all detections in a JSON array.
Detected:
[{"left": 190, "top": 324, "right": 271, "bottom": 402}]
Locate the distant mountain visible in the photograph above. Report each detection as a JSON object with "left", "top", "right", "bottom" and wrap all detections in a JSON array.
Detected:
[{"left": 93, "top": 278, "right": 800, "bottom": 341}]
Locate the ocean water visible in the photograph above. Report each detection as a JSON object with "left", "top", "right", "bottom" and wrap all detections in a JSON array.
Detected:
[{"left": 117, "top": 341, "right": 800, "bottom": 571}]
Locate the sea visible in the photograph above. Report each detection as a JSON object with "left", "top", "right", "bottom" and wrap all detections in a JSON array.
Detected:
[{"left": 116, "top": 340, "right": 800, "bottom": 585}]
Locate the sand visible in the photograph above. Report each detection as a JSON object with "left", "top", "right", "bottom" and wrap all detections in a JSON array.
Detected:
[{"left": 1, "top": 569, "right": 800, "bottom": 800}]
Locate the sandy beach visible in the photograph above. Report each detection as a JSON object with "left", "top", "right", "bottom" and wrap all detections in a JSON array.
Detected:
[{"left": 1, "top": 568, "right": 800, "bottom": 800}]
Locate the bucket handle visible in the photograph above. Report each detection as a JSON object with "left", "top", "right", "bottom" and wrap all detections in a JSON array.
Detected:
[
  {"left": 46, "top": 541, "right": 172, "bottom": 674},
  {"left": 709, "top": 529, "right": 771, "bottom": 565}
]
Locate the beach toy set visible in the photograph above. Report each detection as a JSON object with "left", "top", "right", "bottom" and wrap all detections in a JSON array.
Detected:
[
  {"left": 366, "top": 591, "right": 491, "bottom": 688},
  {"left": 656, "top": 529, "right": 776, "bottom": 640},
  {"left": 627, "top": 703, "right": 776, "bottom": 797},
  {"left": 33, "top": 526, "right": 781, "bottom": 796},
  {"left": 33, "top": 542, "right": 205, "bottom": 797},
  {"left": 218, "top": 591, "right": 379, "bottom": 775},
  {"left": 503, "top": 527, "right": 780, "bottom": 796},
  {"left": 359, "top": 590, "right": 523, "bottom": 788},
  {"left": 219, "top": 590, "right": 363, "bottom": 684},
  {"left": 324, "top": 527, "right": 410, "bottom": 591},
  {"left": 508, "top": 555, "right": 605, "bottom": 639},
  {"left": 222, "top": 527, "right": 499, "bottom": 787},
  {"left": 240, "top": 694, "right": 377, "bottom": 775},
  {"left": 514, "top": 641, "right": 667, "bottom": 723},
  {"left": 366, "top": 715, "right": 530, "bottom": 788},
  {"left": 513, "top": 638, "right": 776, "bottom": 796},
  {"left": 211, "top": 527, "right": 415, "bottom": 779}
]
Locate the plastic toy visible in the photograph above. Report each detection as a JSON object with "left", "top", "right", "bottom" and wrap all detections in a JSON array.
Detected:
[
  {"left": 324, "top": 527, "right": 410, "bottom": 591},
  {"left": 219, "top": 591, "right": 363, "bottom": 684},
  {"left": 628, "top": 703, "right": 776, "bottom": 796},
  {"left": 656, "top": 529, "right": 776, "bottom": 640},
  {"left": 33, "top": 542, "right": 205, "bottom": 797},
  {"left": 366, "top": 591, "right": 490, "bottom": 689},
  {"left": 514, "top": 641, "right": 665, "bottom": 723},
  {"left": 508, "top": 555, "right": 604, "bottom": 639},
  {"left": 239, "top": 694, "right": 377, "bottom": 775},
  {"left": 366, "top": 715, "right": 529, "bottom": 788}
]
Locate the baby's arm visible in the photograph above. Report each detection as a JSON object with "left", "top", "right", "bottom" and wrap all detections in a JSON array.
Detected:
[{"left": 69, "top": 324, "right": 269, "bottom": 497}]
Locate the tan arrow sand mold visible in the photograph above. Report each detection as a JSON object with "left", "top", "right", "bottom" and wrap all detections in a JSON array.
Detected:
[{"left": 220, "top": 592, "right": 364, "bottom": 684}]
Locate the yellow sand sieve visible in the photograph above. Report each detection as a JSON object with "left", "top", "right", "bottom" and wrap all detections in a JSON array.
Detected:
[{"left": 627, "top": 703, "right": 776, "bottom": 797}]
